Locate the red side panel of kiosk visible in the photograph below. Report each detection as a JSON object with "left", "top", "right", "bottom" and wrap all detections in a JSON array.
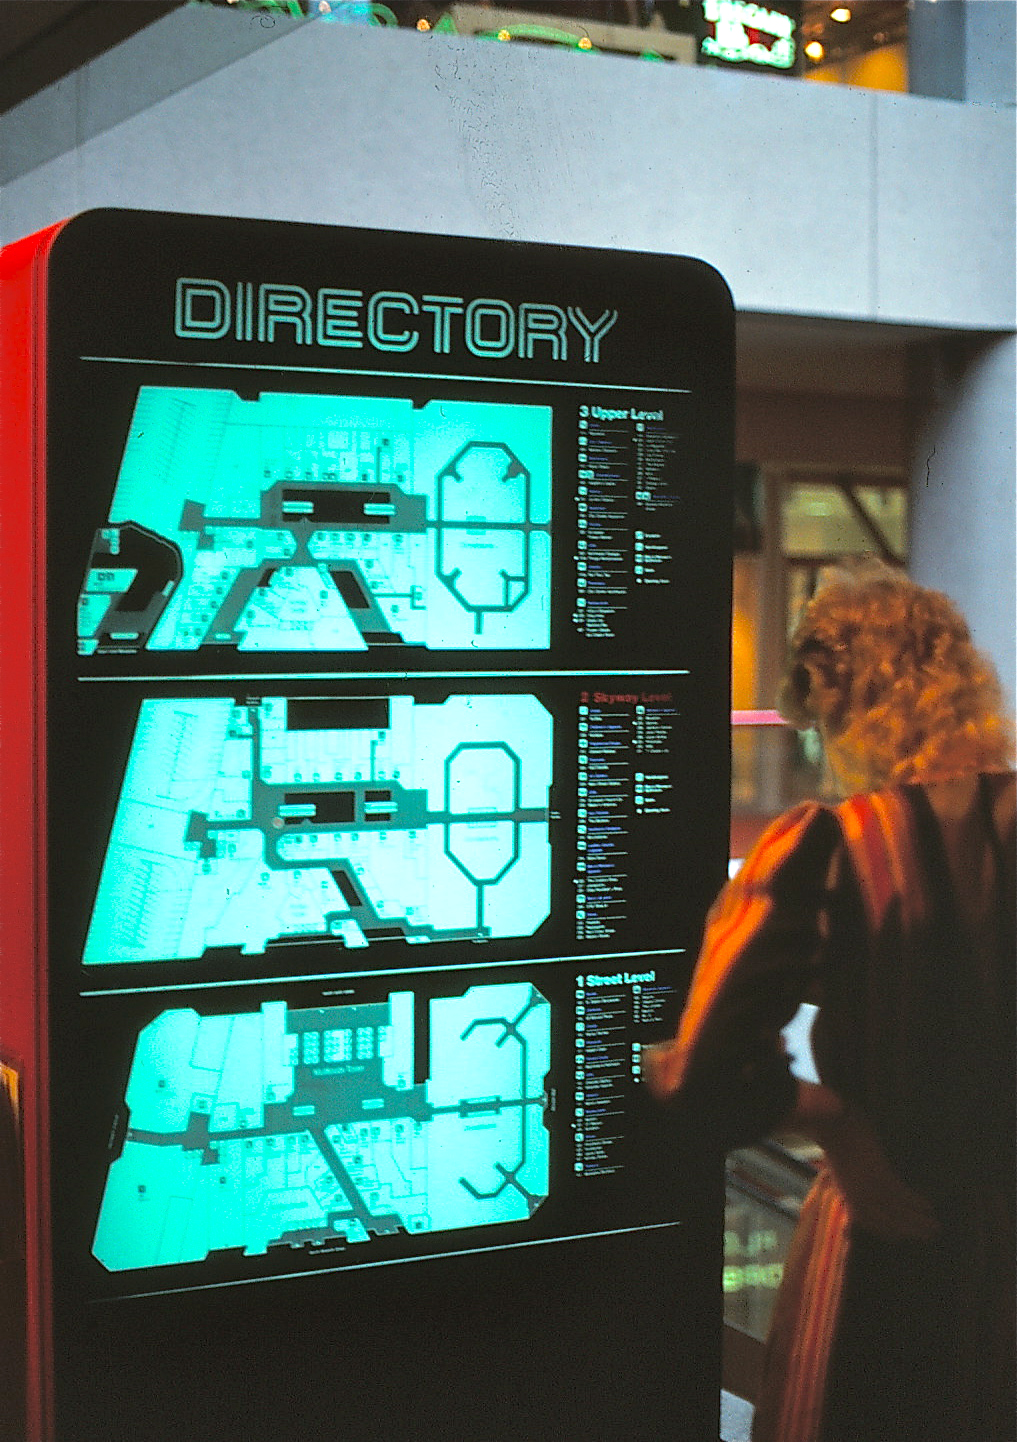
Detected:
[{"left": 0, "top": 218, "right": 68, "bottom": 1442}]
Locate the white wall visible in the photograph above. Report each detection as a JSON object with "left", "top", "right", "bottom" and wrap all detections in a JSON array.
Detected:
[
  {"left": 910, "top": 333, "right": 1017, "bottom": 702},
  {"left": 1, "top": 7, "right": 1014, "bottom": 330}
]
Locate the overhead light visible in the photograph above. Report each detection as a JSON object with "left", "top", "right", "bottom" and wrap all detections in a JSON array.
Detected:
[
  {"left": 805, "top": 40, "right": 825, "bottom": 61},
  {"left": 831, "top": 6, "right": 852, "bottom": 21}
]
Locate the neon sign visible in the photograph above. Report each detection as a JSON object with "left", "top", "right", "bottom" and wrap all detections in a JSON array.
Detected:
[{"left": 700, "top": 0, "right": 797, "bottom": 70}]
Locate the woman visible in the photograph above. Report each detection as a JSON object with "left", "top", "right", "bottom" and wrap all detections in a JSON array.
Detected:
[{"left": 647, "top": 561, "right": 1015, "bottom": 1442}]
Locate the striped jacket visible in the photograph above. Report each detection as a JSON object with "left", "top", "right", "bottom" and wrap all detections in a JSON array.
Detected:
[{"left": 660, "top": 772, "right": 1015, "bottom": 1442}]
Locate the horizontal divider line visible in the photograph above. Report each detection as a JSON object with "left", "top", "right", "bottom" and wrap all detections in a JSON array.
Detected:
[
  {"left": 80, "top": 947, "right": 687, "bottom": 997},
  {"left": 81, "top": 355, "right": 691, "bottom": 393}
]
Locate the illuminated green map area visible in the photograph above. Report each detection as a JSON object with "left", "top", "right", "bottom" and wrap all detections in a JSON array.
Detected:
[
  {"left": 78, "top": 388, "right": 551, "bottom": 654},
  {"left": 83, "top": 694, "right": 552, "bottom": 965},
  {"left": 92, "top": 983, "right": 551, "bottom": 1272}
]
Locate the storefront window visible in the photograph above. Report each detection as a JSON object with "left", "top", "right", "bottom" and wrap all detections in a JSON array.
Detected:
[{"left": 782, "top": 481, "right": 907, "bottom": 559}]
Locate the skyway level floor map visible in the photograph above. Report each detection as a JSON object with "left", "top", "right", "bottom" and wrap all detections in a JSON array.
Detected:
[
  {"left": 77, "top": 388, "right": 552, "bottom": 654},
  {"left": 83, "top": 694, "right": 552, "bottom": 965},
  {"left": 92, "top": 983, "right": 551, "bottom": 1272}
]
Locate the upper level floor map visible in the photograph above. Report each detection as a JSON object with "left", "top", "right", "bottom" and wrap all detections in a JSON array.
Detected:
[{"left": 77, "top": 388, "right": 552, "bottom": 656}]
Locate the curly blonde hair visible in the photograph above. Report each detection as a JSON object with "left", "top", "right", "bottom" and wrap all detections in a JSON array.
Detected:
[{"left": 778, "top": 559, "right": 1015, "bottom": 791}]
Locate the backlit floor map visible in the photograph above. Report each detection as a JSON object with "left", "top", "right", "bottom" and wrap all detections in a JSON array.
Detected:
[
  {"left": 83, "top": 694, "right": 552, "bottom": 965},
  {"left": 78, "top": 388, "right": 552, "bottom": 654},
  {"left": 92, "top": 983, "right": 551, "bottom": 1272}
]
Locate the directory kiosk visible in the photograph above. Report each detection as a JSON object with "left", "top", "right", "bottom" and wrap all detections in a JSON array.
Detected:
[{"left": 0, "top": 210, "right": 734, "bottom": 1440}]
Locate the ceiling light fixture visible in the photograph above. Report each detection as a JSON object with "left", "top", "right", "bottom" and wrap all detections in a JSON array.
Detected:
[
  {"left": 805, "top": 40, "right": 825, "bottom": 61},
  {"left": 831, "top": 6, "right": 852, "bottom": 21}
]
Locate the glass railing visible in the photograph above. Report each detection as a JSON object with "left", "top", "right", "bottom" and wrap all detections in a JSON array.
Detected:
[{"left": 724, "top": 1138, "right": 818, "bottom": 1341}]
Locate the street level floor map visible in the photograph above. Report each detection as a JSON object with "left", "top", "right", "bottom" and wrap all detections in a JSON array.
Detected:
[
  {"left": 92, "top": 982, "right": 551, "bottom": 1271},
  {"left": 84, "top": 693, "right": 553, "bottom": 965},
  {"left": 77, "top": 388, "right": 552, "bottom": 655}
]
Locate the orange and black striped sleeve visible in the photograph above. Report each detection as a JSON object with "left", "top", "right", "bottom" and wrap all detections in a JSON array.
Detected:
[{"left": 648, "top": 802, "right": 842, "bottom": 1148}]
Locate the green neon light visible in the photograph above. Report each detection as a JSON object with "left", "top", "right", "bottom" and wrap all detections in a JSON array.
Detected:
[
  {"left": 363, "top": 2, "right": 398, "bottom": 25},
  {"left": 476, "top": 24, "right": 595, "bottom": 52}
]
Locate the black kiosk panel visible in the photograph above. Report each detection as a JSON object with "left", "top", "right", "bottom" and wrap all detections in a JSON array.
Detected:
[{"left": 28, "top": 211, "right": 733, "bottom": 1440}]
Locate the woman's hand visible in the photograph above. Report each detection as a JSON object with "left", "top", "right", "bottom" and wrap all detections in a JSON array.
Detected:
[{"left": 799, "top": 1088, "right": 941, "bottom": 1242}]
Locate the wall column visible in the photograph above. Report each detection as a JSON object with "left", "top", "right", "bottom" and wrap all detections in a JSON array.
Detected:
[
  {"left": 909, "top": 0, "right": 1016, "bottom": 105},
  {"left": 909, "top": 333, "right": 1016, "bottom": 707}
]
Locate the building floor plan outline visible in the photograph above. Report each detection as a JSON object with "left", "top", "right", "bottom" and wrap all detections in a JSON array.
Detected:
[
  {"left": 92, "top": 982, "right": 552, "bottom": 1273},
  {"left": 77, "top": 388, "right": 552, "bottom": 655},
  {"left": 83, "top": 693, "right": 553, "bottom": 966}
]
